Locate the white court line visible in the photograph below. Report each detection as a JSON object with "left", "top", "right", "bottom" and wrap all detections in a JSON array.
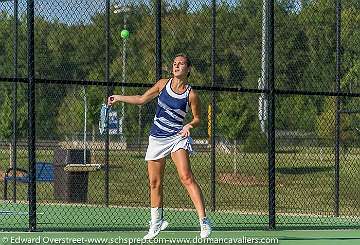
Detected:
[
  {"left": 2, "top": 201, "right": 359, "bottom": 219},
  {"left": 0, "top": 210, "right": 44, "bottom": 215}
]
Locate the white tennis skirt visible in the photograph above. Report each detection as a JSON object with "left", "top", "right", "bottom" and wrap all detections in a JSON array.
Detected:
[{"left": 145, "top": 134, "right": 193, "bottom": 161}]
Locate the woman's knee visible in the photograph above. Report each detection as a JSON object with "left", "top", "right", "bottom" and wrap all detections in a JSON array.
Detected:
[
  {"left": 180, "top": 172, "right": 195, "bottom": 186},
  {"left": 149, "top": 178, "right": 162, "bottom": 190}
]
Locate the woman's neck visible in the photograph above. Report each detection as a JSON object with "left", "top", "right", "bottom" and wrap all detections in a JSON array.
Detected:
[{"left": 172, "top": 77, "right": 188, "bottom": 90}]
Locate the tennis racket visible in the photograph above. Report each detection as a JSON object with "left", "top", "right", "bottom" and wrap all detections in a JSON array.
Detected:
[{"left": 99, "top": 103, "right": 110, "bottom": 135}]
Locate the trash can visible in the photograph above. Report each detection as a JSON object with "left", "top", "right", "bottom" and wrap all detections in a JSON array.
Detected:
[{"left": 53, "top": 148, "right": 91, "bottom": 203}]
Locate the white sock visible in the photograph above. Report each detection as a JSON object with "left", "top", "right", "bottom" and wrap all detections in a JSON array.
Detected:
[
  {"left": 151, "top": 207, "right": 163, "bottom": 224},
  {"left": 199, "top": 217, "right": 207, "bottom": 224}
]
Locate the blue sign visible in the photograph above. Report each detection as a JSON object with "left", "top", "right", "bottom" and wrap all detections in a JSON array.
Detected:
[{"left": 108, "top": 110, "right": 122, "bottom": 135}]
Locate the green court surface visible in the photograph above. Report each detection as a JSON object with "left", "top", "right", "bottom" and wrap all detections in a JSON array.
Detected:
[
  {"left": 0, "top": 230, "right": 360, "bottom": 245},
  {"left": 1, "top": 202, "right": 360, "bottom": 244},
  {"left": 1, "top": 202, "right": 360, "bottom": 232}
]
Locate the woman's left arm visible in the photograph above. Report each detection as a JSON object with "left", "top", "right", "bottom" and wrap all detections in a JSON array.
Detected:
[{"left": 179, "top": 89, "right": 201, "bottom": 137}]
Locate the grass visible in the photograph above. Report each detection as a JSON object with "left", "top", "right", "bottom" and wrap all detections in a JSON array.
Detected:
[{"left": 1, "top": 146, "right": 360, "bottom": 230}]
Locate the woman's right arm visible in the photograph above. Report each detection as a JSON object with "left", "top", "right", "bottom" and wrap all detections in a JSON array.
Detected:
[{"left": 108, "top": 79, "right": 167, "bottom": 106}]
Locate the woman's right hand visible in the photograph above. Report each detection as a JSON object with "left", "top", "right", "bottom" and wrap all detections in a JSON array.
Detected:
[{"left": 107, "top": 95, "right": 120, "bottom": 106}]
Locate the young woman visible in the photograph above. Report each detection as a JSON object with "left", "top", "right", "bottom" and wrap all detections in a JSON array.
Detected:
[{"left": 108, "top": 54, "right": 211, "bottom": 239}]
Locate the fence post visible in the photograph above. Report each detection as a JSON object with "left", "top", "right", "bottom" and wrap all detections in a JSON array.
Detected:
[
  {"left": 27, "top": 0, "right": 37, "bottom": 232},
  {"left": 210, "top": 0, "right": 217, "bottom": 212},
  {"left": 12, "top": 0, "right": 19, "bottom": 204},
  {"left": 264, "top": 0, "right": 276, "bottom": 230},
  {"left": 334, "top": 0, "right": 342, "bottom": 217},
  {"left": 155, "top": 0, "right": 162, "bottom": 81},
  {"left": 104, "top": 0, "right": 111, "bottom": 207}
]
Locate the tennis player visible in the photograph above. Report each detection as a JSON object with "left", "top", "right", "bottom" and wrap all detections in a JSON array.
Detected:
[{"left": 108, "top": 54, "right": 211, "bottom": 239}]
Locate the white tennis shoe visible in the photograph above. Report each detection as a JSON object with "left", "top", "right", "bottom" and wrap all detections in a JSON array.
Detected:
[
  {"left": 200, "top": 217, "right": 212, "bottom": 238},
  {"left": 143, "top": 219, "right": 169, "bottom": 240}
]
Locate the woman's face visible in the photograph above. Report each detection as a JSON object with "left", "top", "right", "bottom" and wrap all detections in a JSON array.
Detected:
[{"left": 172, "top": 56, "right": 190, "bottom": 78}]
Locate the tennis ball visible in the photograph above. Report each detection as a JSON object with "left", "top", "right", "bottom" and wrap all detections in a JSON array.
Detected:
[{"left": 120, "top": 29, "right": 130, "bottom": 39}]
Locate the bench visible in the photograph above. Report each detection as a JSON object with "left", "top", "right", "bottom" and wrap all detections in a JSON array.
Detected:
[{"left": 3, "top": 162, "right": 54, "bottom": 200}]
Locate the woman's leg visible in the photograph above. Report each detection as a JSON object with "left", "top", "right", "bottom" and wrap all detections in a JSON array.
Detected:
[
  {"left": 147, "top": 158, "right": 166, "bottom": 208},
  {"left": 171, "top": 149, "right": 206, "bottom": 219},
  {"left": 171, "top": 149, "right": 211, "bottom": 238},
  {"left": 144, "top": 158, "right": 167, "bottom": 239}
]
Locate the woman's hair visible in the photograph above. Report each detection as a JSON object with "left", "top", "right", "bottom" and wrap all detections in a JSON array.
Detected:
[
  {"left": 174, "top": 53, "right": 191, "bottom": 77},
  {"left": 175, "top": 53, "right": 191, "bottom": 67}
]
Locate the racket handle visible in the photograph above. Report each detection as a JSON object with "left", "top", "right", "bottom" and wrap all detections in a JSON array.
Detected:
[{"left": 108, "top": 96, "right": 115, "bottom": 107}]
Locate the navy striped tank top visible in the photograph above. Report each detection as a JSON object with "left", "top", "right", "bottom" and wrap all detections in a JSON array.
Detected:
[{"left": 150, "top": 78, "right": 191, "bottom": 138}]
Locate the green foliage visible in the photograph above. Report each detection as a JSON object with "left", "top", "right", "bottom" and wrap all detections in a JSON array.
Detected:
[
  {"left": 342, "top": 60, "right": 360, "bottom": 92},
  {"left": 0, "top": 1, "right": 360, "bottom": 143},
  {"left": 277, "top": 96, "right": 317, "bottom": 131},
  {"left": 0, "top": 92, "right": 13, "bottom": 139},
  {"left": 299, "top": 0, "right": 336, "bottom": 92},
  {"left": 241, "top": 123, "right": 267, "bottom": 153},
  {"left": 56, "top": 91, "right": 85, "bottom": 136},
  {"left": 316, "top": 97, "right": 353, "bottom": 145},
  {"left": 217, "top": 93, "right": 257, "bottom": 141},
  {"left": 0, "top": 86, "right": 27, "bottom": 140},
  {"left": 316, "top": 97, "right": 335, "bottom": 139}
]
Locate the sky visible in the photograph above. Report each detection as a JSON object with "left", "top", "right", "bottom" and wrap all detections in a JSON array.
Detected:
[
  {"left": 1, "top": 0, "right": 302, "bottom": 25},
  {"left": 1, "top": 0, "right": 106, "bottom": 24}
]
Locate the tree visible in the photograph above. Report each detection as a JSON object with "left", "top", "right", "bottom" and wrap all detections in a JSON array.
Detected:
[
  {"left": 276, "top": 96, "right": 317, "bottom": 131},
  {"left": 316, "top": 97, "right": 354, "bottom": 149},
  {"left": 0, "top": 92, "right": 13, "bottom": 139},
  {"left": 56, "top": 90, "right": 85, "bottom": 137},
  {"left": 0, "top": 87, "right": 27, "bottom": 140},
  {"left": 299, "top": 0, "right": 336, "bottom": 92},
  {"left": 217, "top": 93, "right": 266, "bottom": 151}
]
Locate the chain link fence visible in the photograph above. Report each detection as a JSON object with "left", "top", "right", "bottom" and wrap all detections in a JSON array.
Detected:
[{"left": 1, "top": 0, "right": 360, "bottom": 231}]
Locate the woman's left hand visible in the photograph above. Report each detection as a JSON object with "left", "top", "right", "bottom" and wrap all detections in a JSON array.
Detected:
[{"left": 179, "top": 124, "right": 193, "bottom": 137}]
